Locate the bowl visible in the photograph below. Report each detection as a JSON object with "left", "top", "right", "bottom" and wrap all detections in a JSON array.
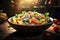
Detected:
[
  {"left": 0, "top": 18, "right": 8, "bottom": 24},
  {"left": 8, "top": 16, "right": 53, "bottom": 33},
  {"left": 0, "top": 13, "right": 8, "bottom": 24}
]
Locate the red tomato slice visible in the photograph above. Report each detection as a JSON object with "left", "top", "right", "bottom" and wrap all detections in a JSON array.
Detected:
[
  {"left": 53, "top": 18, "right": 58, "bottom": 24},
  {"left": 31, "top": 19, "right": 40, "bottom": 24}
]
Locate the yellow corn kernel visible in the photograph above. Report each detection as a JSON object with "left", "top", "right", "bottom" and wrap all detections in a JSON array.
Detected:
[{"left": 17, "top": 21, "right": 23, "bottom": 24}]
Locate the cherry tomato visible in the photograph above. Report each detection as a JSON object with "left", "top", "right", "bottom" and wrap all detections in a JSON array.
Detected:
[
  {"left": 31, "top": 19, "right": 40, "bottom": 24},
  {"left": 53, "top": 18, "right": 58, "bottom": 24},
  {"left": 54, "top": 25, "right": 59, "bottom": 31}
]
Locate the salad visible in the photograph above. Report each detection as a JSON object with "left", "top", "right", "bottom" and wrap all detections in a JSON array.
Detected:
[{"left": 11, "top": 11, "right": 51, "bottom": 25}]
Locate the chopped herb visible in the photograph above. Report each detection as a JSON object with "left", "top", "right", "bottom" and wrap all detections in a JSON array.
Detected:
[
  {"left": 45, "top": 12, "right": 49, "bottom": 17},
  {"left": 15, "top": 14, "right": 18, "bottom": 18},
  {"left": 11, "top": 18, "right": 13, "bottom": 22},
  {"left": 34, "top": 11, "right": 39, "bottom": 16}
]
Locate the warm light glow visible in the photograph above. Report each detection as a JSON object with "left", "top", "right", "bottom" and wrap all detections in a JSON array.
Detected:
[
  {"left": 23, "top": 0, "right": 34, "bottom": 3},
  {"left": 19, "top": 0, "right": 36, "bottom": 5},
  {"left": 16, "top": 0, "right": 40, "bottom": 10},
  {"left": 33, "top": 6, "right": 38, "bottom": 8},
  {"left": 19, "top": 0, "right": 39, "bottom": 6},
  {"left": 11, "top": 0, "right": 14, "bottom": 3}
]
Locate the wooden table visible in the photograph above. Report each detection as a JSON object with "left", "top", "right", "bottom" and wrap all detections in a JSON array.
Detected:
[{"left": 0, "top": 21, "right": 60, "bottom": 40}]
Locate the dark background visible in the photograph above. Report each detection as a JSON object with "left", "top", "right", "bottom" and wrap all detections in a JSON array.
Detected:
[{"left": 0, "top": 0, "right": 60, "bottom": 19}]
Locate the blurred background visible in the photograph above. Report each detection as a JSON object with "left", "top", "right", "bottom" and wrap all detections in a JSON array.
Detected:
[
  {"left": 0, "top": 0, "right": 60, "bottom": 40},
  {"left": 0, "top": 0, "right": 60, "bottom": 19}
]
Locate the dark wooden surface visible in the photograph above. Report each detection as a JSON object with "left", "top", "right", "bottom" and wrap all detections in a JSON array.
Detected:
[{"left": 0, "top": 22, "right": 60, "bottom": 40}]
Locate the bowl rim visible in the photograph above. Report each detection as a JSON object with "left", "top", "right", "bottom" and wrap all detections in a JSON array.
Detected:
[{"left": 8, "top": 16, "right": 53, "bottom": 26}]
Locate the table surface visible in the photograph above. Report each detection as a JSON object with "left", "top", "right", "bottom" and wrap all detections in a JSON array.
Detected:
[{"left": 0, "top": 21, "right": 60, "bottom": 40}]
